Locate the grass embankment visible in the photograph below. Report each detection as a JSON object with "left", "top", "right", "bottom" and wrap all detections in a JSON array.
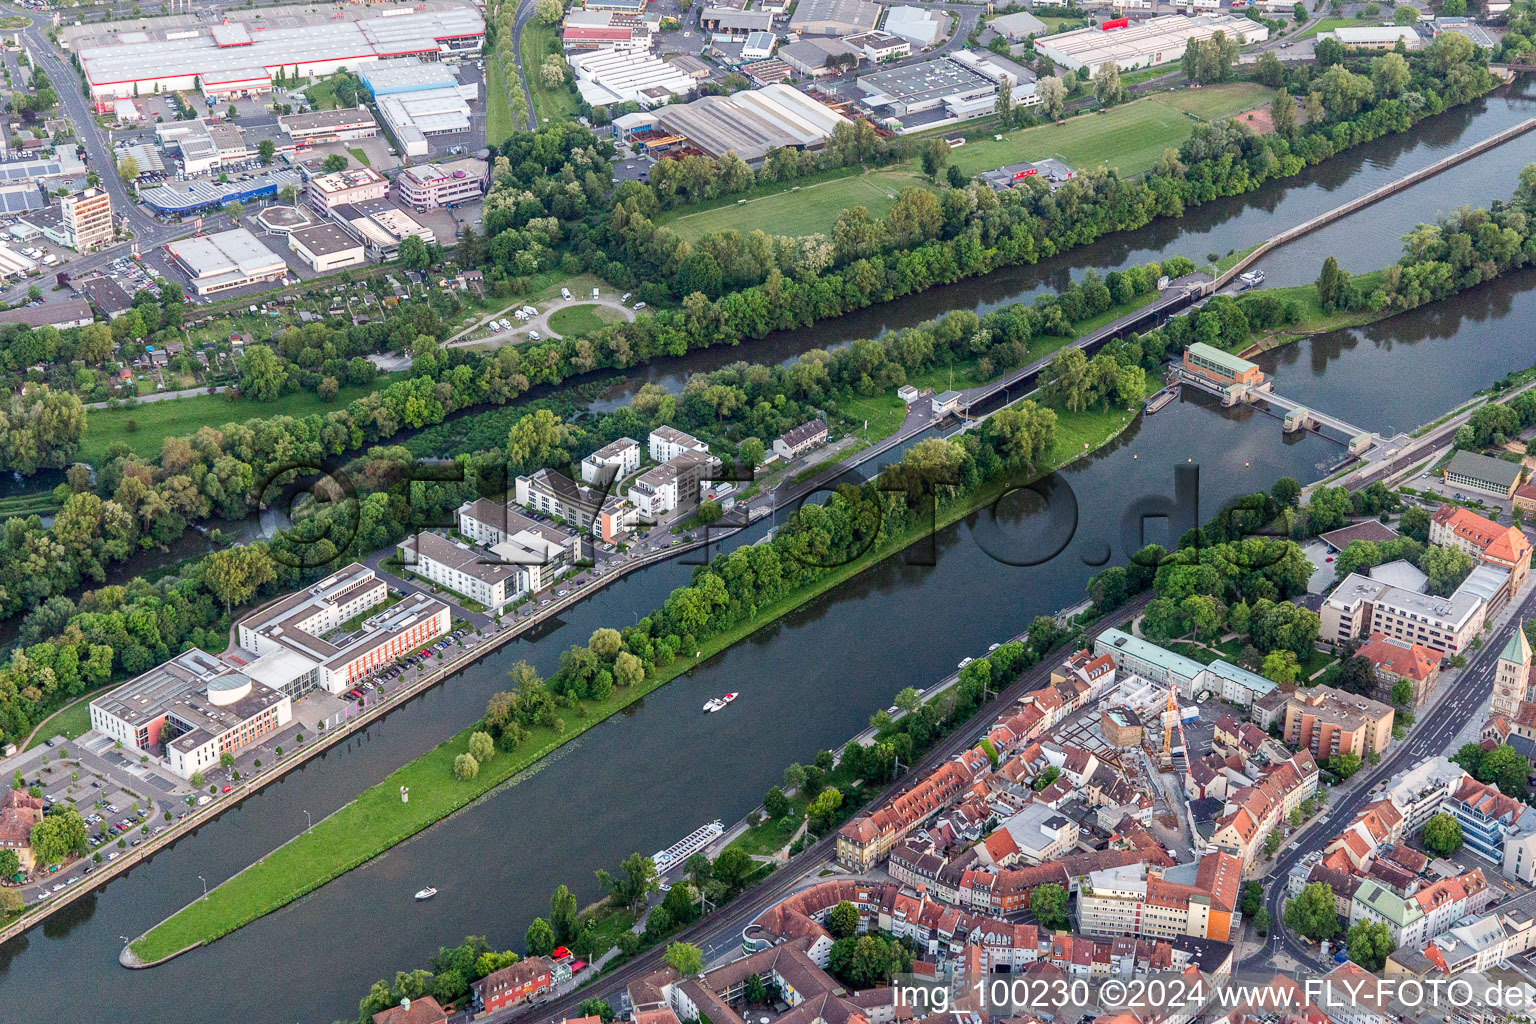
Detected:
[
  {"left": 347, "top": 148, "right": 372, "bottom": 168},
  {"left": 548, "top": 303, "right": 624, "bottom": 336},
  {"left": 25, "top": 695, "right": 95, "bottom": 751},
  {"left": 662, "top": 84, "right": 1276, "bottom": 240},
  {"left": 485, "top": 56, "right": 519, "bottom": 147},
  {"left": 77, "top": 373, "right": 409, "bottom": 464},
  {"left": 1234, "top": 271, "right": 1389, "bottom": 355},
  {"left": 946, "top": 83, "right": 1278, "bottom": 180},
  {"left": 521, "top": 21, "right": 579, "bottom": 126},
  {"left": 664, "top": 167, "right": 934, "bottom": 242},
  {"left": 128, "top": 378, "right": 1148, "bottom": 965}
]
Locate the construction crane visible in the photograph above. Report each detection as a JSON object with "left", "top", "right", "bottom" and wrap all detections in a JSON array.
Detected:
[{"left": 1160, "top": 684, "right": 1179, "bottom": 769}]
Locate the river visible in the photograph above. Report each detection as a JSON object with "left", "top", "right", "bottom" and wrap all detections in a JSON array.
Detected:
[{"left": 4, "top": 83, "right": 1536, "bottom": 1024}]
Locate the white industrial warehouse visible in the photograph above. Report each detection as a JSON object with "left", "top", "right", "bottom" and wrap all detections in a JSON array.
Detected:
[
  {"left": 65, "top": 0, "right": 485, "bottom": 105},
  {"left": 1033, "top": 14, "right": 1267, "bottom": 72}
]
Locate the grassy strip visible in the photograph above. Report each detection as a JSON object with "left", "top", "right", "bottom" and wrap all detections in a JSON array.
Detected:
[
  {"left": 78, "top": 373, "right": 409, "bottom": 464},
  {"left": 521, "top": 21, "right": 579, "bottom": 126},
  {"left": 485, "top": 56, "right": 518, "bottom": 147},
  {"left": 129, "top": 392, "right": 1141, "bottom": 964},
  {"left": 25, "top": 695, "right": 96, "bottom": 751},
  {"left": 1235, "top": 272, "right": 1389, "bottom": 355},
  {"left": 548, "top": 303, "right": 623, "bottom": 336}
]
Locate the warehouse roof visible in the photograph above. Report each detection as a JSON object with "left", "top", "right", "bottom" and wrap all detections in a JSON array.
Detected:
[
  {"left": 290, "top": 222, "right": 364, "bottom": 257},
  {"left": 653, "top": 82, "right": 851, "bottom": 163}
]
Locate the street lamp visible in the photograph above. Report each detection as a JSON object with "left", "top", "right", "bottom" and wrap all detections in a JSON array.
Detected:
[
  {"left": 303, "top": 810, "right": 312, "bottom": 833},
  {"left": 197, "top": 875, "right": 207, "bottom": 900}
]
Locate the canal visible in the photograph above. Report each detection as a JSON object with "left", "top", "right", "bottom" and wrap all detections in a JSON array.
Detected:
[{"left": 4, "top": 83, "right": 1536, "bottom": 1024}]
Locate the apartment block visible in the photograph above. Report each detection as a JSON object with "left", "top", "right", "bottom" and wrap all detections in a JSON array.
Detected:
[
  {"left": 1284, "top": 684, "right": 1394, "bottom": 759},
  {"left": 60, "top": 188, "right": 113, "bottom": 250},
  {"left": 1430, "top": 505, "right": 1531, "bottom": 591}
]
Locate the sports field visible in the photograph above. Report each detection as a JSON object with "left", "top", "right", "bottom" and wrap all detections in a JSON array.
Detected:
[
  {"left": 665, "top": 167, "right": 933, "bottom": 241},
  {"left": 949, "top": 82, "right": 1279, "bottom": 179}
]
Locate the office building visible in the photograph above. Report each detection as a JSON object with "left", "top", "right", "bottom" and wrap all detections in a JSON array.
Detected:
[
  {"left": 329, "top": 199, "right": 435, "bottom": 261},
  {"left": 164, "top": 228, "right": 288, "bottom": 296},
  {"left": 1321, "top": 568, "right": 1505, "bottom": 655},
  {"left": 397, "top": 530, "right": 524, "bottom": 609},
  {"left": 1431, "top": 505, "right": 1532, "bottom": 589},
  {"left": 89, "top": 648, "right": 293, "bottom": 780},
  {"left": 1076, "top": 851, "right": 1243, "bottom": 942},
  {"left": 306, "top": 166, "right": 390, "bottom": 216},
  {"left": 236, "top": 562, "right": 450, "bottom": 695},
  {"left": 394, "top": 158, "right": 489, "bottom": 210},
  {"left": 278, "top": 107, "right": 379, "bottom": 144},
  {"left": 59, "top": 188, "right": 113, "bottom": 250}
]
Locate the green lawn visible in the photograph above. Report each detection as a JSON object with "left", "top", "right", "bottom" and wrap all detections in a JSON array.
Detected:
[
  {"left": 79, "top": 374, "right": 408, "bottom": 464},
  {"left": 664, "top": 167, "right": 935, "bottom": 241},
  {"left": 347, "top": 147, "right": 371, "bottom": 168},
  {"left": 130, "top": 350, "right": 1148, "bottom": 964},
  {"left": 26, "top": 697, "right": 94, "bottom": 751},
  {"left": 522, "top": 21, "right": 579, "bottom": 125},
  {"left": 1037, "top": 16, "right": 1086, "bottom": 32},
  {"left": 548, "top": 303, "right": 623, "bottom": 337},
  {"left": 950, "top": 83, "right": 1279, "bottom": 179},
  {"left": 485, "top": 56, "right": 518, "bottom": 147},
  {"left": 1300, "top": 17, "right": 1374, "bottom": 37},
  {"left": 1235, "top": 271, "right": 1388, "bottom": 351},
  {"left": 303, "top": 77, "right": 343, "bottom": 110}
]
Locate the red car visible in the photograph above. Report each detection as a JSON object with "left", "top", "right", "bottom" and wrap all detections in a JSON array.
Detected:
[{"left": 222, "top": 785, "right": 232, "bottom": 793}]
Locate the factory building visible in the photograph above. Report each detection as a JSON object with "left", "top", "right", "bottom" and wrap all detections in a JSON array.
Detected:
[
  {"left": 787, "top": 0, "right": 881, "bottom": 36},
  {"left": 856, "top": 50, "right": 1036, "bottom": 128},
  {"left": 163, "top": 228, "right": 288, "bottom": 296},
  {"left": 1033, "top": 15, "right": 1268, "bottom": 72},
  {"left": 69, "top": 2, "right": 485, "bottom": 105},
  {"left": 569, "top": 47, "right": 697, "bottom": 108},
  {"left": 376, "top": 84, "right": 477, "bottom": 157},
  {"left": 288, "top": 222, "right": 367, "bottom": 272},
  {"left": 278, "top": 108, "right": 380, "bottom": 144},
  {"left": 628, "top": 82, "right": 851, "bottom": 165}
]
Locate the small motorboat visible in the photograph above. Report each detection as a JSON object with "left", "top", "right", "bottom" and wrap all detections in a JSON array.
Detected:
[
  {"left": 720, "top": 692, "right": 738, "bottom": 706},
  {"left": 414, "top": 887, "right": 438, "bottom": 901},
  {"left": 703, "top": 698, "right": 725, "bottom": 713}
]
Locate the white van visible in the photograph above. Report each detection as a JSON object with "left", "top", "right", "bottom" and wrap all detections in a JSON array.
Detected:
[
  {"left": 488, "top": 321, "right": 502, "bottom": 333},
  {"left": 591, "top": 287, "right": 599, "bottom": 299},
  {"left": 529, "top": 330, "right": 540, "bottom": 341},
  {"left": 498, "top": 318, "right": 512, "bottom": 330},
  {"left": 560, "top": 288, "right": 572, "bottom": 300}
]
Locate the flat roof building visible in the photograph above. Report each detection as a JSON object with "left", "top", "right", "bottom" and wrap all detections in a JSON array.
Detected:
[
  {"left": 288, "top": 222, "right": 367, "bottom": 273},
  {"left": 358, "top": 56, "right": 461, "bottom": 96},
  {"left": 138, "top": 168, "right": 302, "bottom": 216},
  {"left": 329, "top": 199, "right": 435, "bottom": 261},
  {"left": 777, "top": 37, "right": 858, "bottom": 76},
  {"left": 306, "top": 165, "right": 390, "bottom": 216},
  {"left": 237, "top": 562, "right": 450, "bottom": 695},
  {"left": 89, "top": 648, "right": 293, "bottom": 780},
  {"left": 164, "top": 228, "right": 288, "bottom": 296},
  {"left": 278, "top": 107, "right": 380, "bottom": 143},
  {"left": 394, "top": 158, "right": 489, "bottom": 210},
  {"left": 377, "top": 86, "right": 475, "bottom": 158},
  {"left": 788, "top": 0, "right": 880, "bottom": 36},
  {"left": 1320, "top": 25, "right": 1421, "bottom": 49},
  {"left": 883, "top": 5, "right": 946, "bottom": 46},
  {"left": 1321, "top": 568, "right": 1505, "bottom": 655},
  {"left": 1285, "top": 684, "right": 1395, "bottom": 759},
  {"left": 569, "top": 48, "right": 696, "bottom": 109},
  {"left": 1034, "top": 14, "right": 1268, "bottom": 72},
  {"left": 60, "top": 187, "right": 113, "bottom": 251},
  {"left": 71, "top": 2, "right": 485, "bottom": 104}
]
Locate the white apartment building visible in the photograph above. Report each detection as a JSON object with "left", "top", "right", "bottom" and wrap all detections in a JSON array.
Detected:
[
  {"left": 649, "top": 425, "right": 710, "bottom": 464},
  {"left": 1322, "top": 568, "right": 1506, "bottom": 655},
  {"left": 398, "top": 530, "right": 523, "bottom": 609},
  {"left": 457, "top": 498, "right": 581, "bottom": 594},
  {"left": 627, "top": 450, "right": 718, "bottom": 519},
  {"left": 581, "top": 437, "right": 641, "bottom": 485}
]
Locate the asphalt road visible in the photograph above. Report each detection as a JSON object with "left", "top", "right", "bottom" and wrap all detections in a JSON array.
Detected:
[
  {"left": 486, "top": 592, "right": 1153, "bottom": 1024},
  {"left": 1250, "top": 576, "right": 1536, "bottom": 969}
]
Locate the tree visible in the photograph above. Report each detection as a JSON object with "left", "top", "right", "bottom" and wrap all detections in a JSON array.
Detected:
[
  {"left": 1253, "top": 907, "right": 1272, "bottom": 936},
  {"left": 398, "top": 234, "right": 431, "bottom": 270},
  {"left": 894, "top": 687, "right": 922, "bottom": 713},
  {"left": 920, "top": 138, "right": 951, "bottom": 179},
  {"left": 453, "top": 753, "right": 479, "bottom": 780},
  {"left": 712, "top": 846, "right": 754, "bottom": 891},
  {"left": 826, "top": 900, "right": 861, "bottom": 938},
  {"left": 696, "top": 499, "right": 723, "bottom": 525},
  {"left": 1030, "top": 883, "right": 1069, "bottom": 930},
  {"left": 1372, "top": 51, "right": 1411, "bottom": 96},
  {"left": 1037, "top": 76, "right": 1067, "bottom": 120},
  {"left": 1240, "top": 881, "right": 1264, "bottom": 917},
  {"left": 1316, "top": 256, "right": 1351, "bottom": 315},
  {"left": 0, "top": 849, "right": 19, "bottom": 879},
  {"left": 525, "top": 916, "right": 556, "bottom": 956},
  {"left": 596, "top": 852, "right": 659, "bottom": 911},
  {"left": 578, "top": 999, "right": 616, "bottom": 1023},
  {"left": 116, "top": 155, "right": 139, "bottom": 182},
  {"left": 29, "top": 809, "right": 87, "bottom": 865},
  {"left": 1284, "top": 882, "right": 1341, "bottom": 941},
  {"left": 468, "top": 731, "right": 495, "bottom": 764},
  {"left": 664, "top": 941, "right": 703, "bottom": 977},
  {"left": 745, "top": 975, "right": 767, "bottom": 1004},
  {"left": 540, "top": 54, "right": 569, "bottom": 89},
  {"left": 219, "top": 751, "right": 235, "bottom": 771},
  {"left": 739, "top": 437, "right": 765, "bottom": 468},
  {"left": 1261, "top": 649, "right": 1299, "bottom": 686},
  {"left": 1480, "top": 745, "right": 1531, "bottom": 796},
  {"left": 236, "top": 344, "right": 288, "bottom": 402},
  {"left": 1331, "top": 751, "right": 1362, "bottom": 779},
  {"left": 806, "top": 787, "right": 843, "bottom": 833},
  {"left": 828, "top": 934, "right": 912, "bottom": 987},
  {"left": 1422, "top": 813, "right": 1463, "bottom": 856},
  {"left": 1093, "top": 61, "right": 1124, "bottom": 106},
  {"left": 551, "top": 883, "right": 578, "bottom": 942},
  {"left": 322, "top": 152, "right": 349, "bottom": 174},
  {"left": 1392, "top": 5, "right": 1418, "bottom": 24},
  {"left": 763, "top": 785, "right": 790, "bottom": 819},
  {"left": 1347, "top": 920, "right": 1397, "bottom": 971},
  {"left": 200, "top": 545, "right": 276, "bottom": 616},
  {"left": 257, "top": 138, "right": 275, "bottom": 164},
  {"left": 1336, "top": 655, "right": 1376, "bottom": 696},
  {"left": 1270, "top": 92, "right": 1297, "bottom": 139},
  {"left": 1391, "top": 679, "right": 1414, "bottom": 707},
  {"left": 535, "top": 0, "right": 563, "bottom": 23}
]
